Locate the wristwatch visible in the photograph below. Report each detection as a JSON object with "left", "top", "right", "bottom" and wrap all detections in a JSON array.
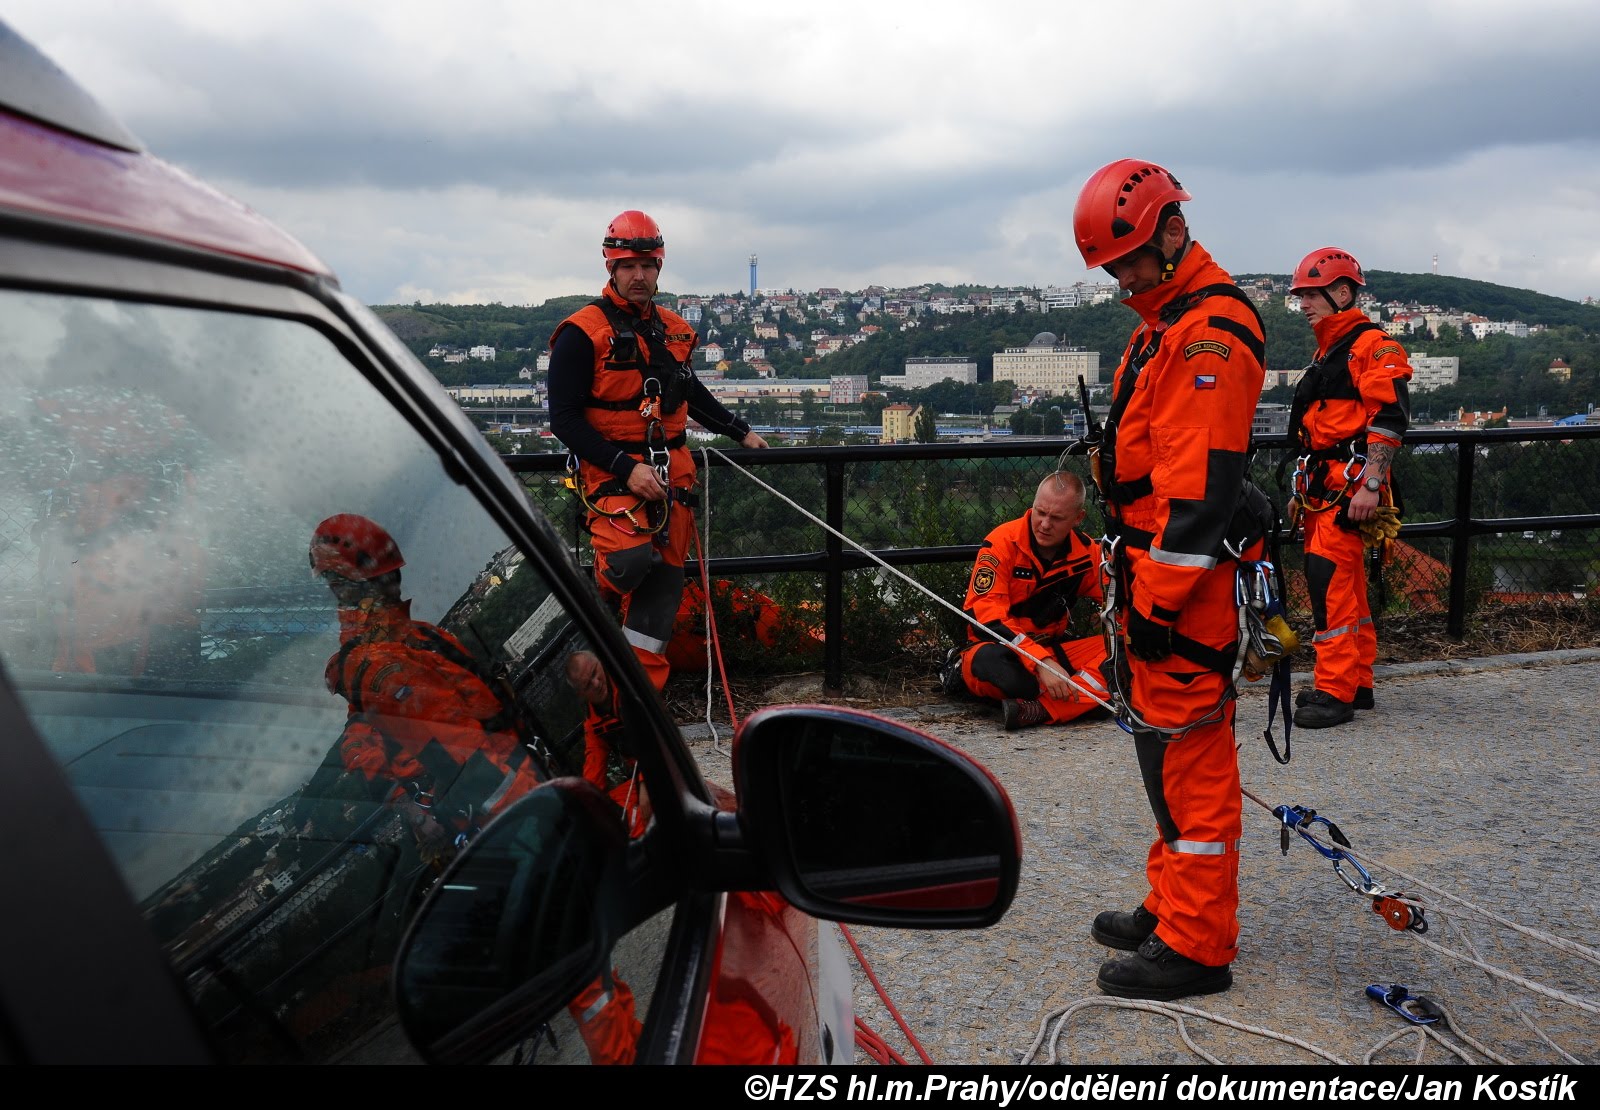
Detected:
[{"left": 1363, "top": 475, "right": 1383, "bottom": 493}]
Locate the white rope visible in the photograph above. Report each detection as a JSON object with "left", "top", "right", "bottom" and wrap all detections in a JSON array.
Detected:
[
  {"left": 1021, "top": 995, "right": 1350, "bottom": 1066},
  {"left": 701, "top": 445, "right": 1113, "bottom": 711}
]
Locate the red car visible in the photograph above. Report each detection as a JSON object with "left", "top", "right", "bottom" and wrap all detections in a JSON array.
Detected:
[{"left": 0, "top": 21, "right": 1020, "bottom": 1064}]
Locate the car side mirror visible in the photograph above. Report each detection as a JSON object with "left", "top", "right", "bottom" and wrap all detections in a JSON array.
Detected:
[
  {"left": 391, "top": 779, "right": 628, "bottom": 1065},
  {"left": 733, "top": 705, "right": 1021, "bottom": 928}
]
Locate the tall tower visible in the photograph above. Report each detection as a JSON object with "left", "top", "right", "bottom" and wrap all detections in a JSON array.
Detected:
[
  {"left": 1433, "top": 254, "right": 1438, "bottom": 275},
  {"left": 749, "top": 254, "right": 758, "bottom": 298}
]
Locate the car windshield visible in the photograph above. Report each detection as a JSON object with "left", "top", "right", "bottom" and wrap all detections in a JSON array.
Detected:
[{"left": 0, "top": 288, "right": 638, "bottom": 1062}]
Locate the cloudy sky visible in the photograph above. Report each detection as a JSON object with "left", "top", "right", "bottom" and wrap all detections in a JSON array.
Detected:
[{"left": 11, "top": 0, "right": 1600, "bottom": 306}]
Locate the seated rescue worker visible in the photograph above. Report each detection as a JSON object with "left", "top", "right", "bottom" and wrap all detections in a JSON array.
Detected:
[
  {"left": 564, "top": 650, "right": 650, "bottom": 838},
  {"left": 940, "top": 470, "right": 1110, "bottom": 730}
]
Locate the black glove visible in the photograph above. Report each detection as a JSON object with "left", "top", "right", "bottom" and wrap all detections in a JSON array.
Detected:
[{"left": 1125, "top": 608, "right": 1173, "bottom": 662}]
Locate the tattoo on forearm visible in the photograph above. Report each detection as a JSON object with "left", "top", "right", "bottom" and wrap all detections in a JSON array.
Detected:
[{"left": 1367, "top": 442, "right": 1396, "bottom": 480}]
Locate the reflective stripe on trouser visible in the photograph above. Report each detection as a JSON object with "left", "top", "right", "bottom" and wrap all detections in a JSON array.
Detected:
[
  {"left": 590, "top": 493, "right": 693, "bottom": 692},
  {"left": 567, "top": 970, "right": 642, "bottom": 1065},
  {"left": 1133, "top": 713, "right": 1241, "bottom": 968},
  {"left": 960, "top": 635, "right": 1110, "bottom": 723},
  {"left": 1124, "top": 557, "right": 1244, "bottom": 968},
  {"left": 1304, "top": 510, "right": 1375, "bottom": 702}
]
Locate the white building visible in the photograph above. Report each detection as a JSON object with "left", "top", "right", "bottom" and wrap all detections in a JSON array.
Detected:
[
  {"left": 469, "top": 345, "right": 496, "bottom": 361},
  {"left": 877, "top": 356, "right": 978, "bottom": 390},
  {"left": 830, "top": 375, "right": 869, "bottom": 404},
  {"left": 1409, "top": 351, "right": 1460, "bottom": 393},
  {"left": 992, "top": 332, "right": 1101, "bottom": 392}
]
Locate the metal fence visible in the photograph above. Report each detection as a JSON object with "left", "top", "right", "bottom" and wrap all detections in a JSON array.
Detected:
[
  {"left": 4, "top": 427, "right": 1592, "bottom": 693},
  {"left": 507, "top": 425, "right": 1600, "bottom": 691}
]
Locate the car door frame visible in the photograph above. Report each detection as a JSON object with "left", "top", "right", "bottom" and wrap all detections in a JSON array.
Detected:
[{"left": 0, "top": 209, "right": 728, "bottom": 1063}]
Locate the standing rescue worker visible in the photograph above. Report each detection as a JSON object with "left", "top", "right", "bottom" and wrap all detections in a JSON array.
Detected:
[
  {"left": 549, "top": 211, "right": 767, "bottom": 691},
  {"left": 310, "top": 513, "right": 547, "bottom": 861},
  {"left": 1286, "top": 248, "right": 1411, "bottom": 728},
  {"left": 943, "top": 470, "right": 1110, "bottom": 729},
  {"left": 311, "top": 515, "right": 642, "bottom": 1063},
  {"left": 1073, "top": 159, "right": 1269, "bottom": 1001}
]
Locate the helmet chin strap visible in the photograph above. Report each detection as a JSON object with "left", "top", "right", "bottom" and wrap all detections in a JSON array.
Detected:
[{"left": 1158, "top": 238, "right": 1190, "bottom": 282}]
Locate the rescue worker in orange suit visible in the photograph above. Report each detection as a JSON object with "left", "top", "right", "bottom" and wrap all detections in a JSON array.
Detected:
[
  {"left": 1286, "top": 248, "right": 1411, "bottom": 729},
  {"left": 311, "top": 515, "right": 641, "bottom": 1064},
  {"left": 564, "top": 650, "right": 651, "bottom": 838},
  {"left": 1072, "top": 159, "right": 1269, "bottom": 1001},
  {"left": 309, "top": 513, "right": 548, "bottom": 863},
  {"left": 943, "top": 470, "right": 1110, "bottom": 730},
  {"left": 549, "top": 210, "right": 768, "bottom": 692}
]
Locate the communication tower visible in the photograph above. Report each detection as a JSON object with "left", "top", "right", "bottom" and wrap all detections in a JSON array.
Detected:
[{"left": 749, "top": 254, "right": 758, "bottom": 298}]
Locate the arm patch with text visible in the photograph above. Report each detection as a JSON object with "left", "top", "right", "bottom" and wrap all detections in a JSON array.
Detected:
[{"left": 1183, "top": 339, "right": 1230, "bottom": 360}]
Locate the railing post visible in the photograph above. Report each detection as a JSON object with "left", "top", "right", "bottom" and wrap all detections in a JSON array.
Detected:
[
  {"left": 1446, "top": 436, "right": 1475, "bottom": 638},
  {"left": 823, "top": 458, "right": 845, "bottom": 694}
]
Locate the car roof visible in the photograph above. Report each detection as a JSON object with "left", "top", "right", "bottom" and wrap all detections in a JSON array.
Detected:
[{"left": 0, "top": 20, "right": 335, "bottom": 281}]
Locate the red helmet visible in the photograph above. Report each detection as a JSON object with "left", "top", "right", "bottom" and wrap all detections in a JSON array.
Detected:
[
  {"left": 309, "top": 514, "right": 405, "bottom": 581},
  {"left": 1292, "top": 247, "right": 1365, "bottom": 292},
  {"left": 602, "top": 210, "right": 665, "bottom": 267},
  {"left": 1073, "top": 158, "right": 1191, "bottom": 270}
]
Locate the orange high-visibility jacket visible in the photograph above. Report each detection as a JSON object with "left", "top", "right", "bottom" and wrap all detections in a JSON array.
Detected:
[{"left": 1102, "top": 243, "right": 1266, "bottom": 627}]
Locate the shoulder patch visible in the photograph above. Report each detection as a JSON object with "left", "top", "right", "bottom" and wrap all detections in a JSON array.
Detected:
[
  {"left": 1184, "top": 339, "right": 1230, "bottom": 360},
  {"left": 976, "top": 553, "right": 1000, "bottom": 568},
  {"left": 1373, "top": 344, "right": 1404, "bottom": 361},
  {"left": 973, "top": 566, "right": 996, "bottom": 594}
]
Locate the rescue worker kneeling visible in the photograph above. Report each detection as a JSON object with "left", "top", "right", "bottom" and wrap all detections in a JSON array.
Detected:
[{"left": 943, "top": 471, "right": 1110, "bottom": 730}]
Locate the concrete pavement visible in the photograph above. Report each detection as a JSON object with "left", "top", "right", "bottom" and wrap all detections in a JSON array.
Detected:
[{"left": 687, "top": 649, "right": 1600, "bottom": 1066}]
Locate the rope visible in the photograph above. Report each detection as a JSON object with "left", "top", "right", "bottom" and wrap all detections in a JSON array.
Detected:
[
  {"left": 1021, "top": 996, "right": 1350, "bottom": 1066},
  {"left": 840, "top": 923, "right": 933, "bottom": 1065},
  {"left": 701, "top": 445, "right": 1114, "bottom": 712},
  {"left": 693, "top": 449, "right": 738, "bottom": 755}
]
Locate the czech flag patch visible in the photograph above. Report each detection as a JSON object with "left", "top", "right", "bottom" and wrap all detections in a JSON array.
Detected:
[{"left": 1194, "top": 374, "right": 1217, "bottom": 390}]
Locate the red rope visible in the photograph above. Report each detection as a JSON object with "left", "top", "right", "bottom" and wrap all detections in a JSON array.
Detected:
[
  {"left": 689, "top": 522, "right": 740, "bottom": 730},
  {"left": 839, "top": 923, "right": 933, "bottom": 1065},
  {"left": 854, "top": 1016, "right": 907, "bottom": 1065}
]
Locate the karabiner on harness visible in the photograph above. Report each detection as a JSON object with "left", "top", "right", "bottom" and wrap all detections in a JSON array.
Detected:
[{"left": 562, "top": 452, "right": 671, "bottom": 537}]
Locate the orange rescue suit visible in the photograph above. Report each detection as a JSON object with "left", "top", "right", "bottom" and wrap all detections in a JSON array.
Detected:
[
  {"left": 956, "top": 514, "right": 1109, "bottom": 721},
  {"left": 1296, "top": 307, "right": 1412, "bottom": 701},
  {"left": 1102, "top": 242, "right": 1265, "bottom": 970}
]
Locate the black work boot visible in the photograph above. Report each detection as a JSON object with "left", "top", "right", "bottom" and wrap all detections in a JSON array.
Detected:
[
  {"left": 937, "top": 647, "right": 967, "bottom": 698},
  {"left": 1297, "top": 686, "right": 1374, "bottom": 711},
  {"left": 1293, "top": 689, "right": 1355, "bottom": 729},
  {"left": 1002, "top": 698, "right": 1049, "bottom": 730},
  {"left": 1091, "top": 904, "right": 1158, "bottom": 951},
  {"left": 1096, "top": 935, "right": 1232, "bottom": 1001}
]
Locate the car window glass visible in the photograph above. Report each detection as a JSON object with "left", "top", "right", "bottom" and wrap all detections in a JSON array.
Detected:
[{"left": 0, "top": 289, "right": 665, "bottom": 1064}]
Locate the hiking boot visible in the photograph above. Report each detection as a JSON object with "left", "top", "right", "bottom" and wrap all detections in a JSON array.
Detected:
[
  {"left": 1096, "top": 935, "right": 1232, "bottom": 1001},
  {"left": 1091, "top": 904, "right": 1158, "bottom": 951},
  {"left": 1002, "top": 698, "right": 1049, "bottom": 730},
  {"left": 937, "top": 647, "right": 967, "bottom": 698},
  {"left": 1294, "top": 688, "right": 1355, "bottom": 728}
]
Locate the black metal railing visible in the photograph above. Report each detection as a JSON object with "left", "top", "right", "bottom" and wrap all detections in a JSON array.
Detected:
[{"left": 506, "top": 424, "right": 1600, "bottom": 691}]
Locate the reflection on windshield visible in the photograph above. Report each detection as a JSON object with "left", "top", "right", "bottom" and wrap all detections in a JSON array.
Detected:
[{"left": 0, "top": 290, "right": 628, "bottom": 1062}]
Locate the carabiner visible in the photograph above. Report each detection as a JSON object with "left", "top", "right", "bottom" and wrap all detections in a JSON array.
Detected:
[{"left": 1365, "top": 983, "right": 1444, "bottom": 1026}]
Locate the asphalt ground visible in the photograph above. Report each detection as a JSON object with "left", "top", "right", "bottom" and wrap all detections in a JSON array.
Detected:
[{"left": 685, "top": 649, "right": 1600, "bottom": 1067}]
